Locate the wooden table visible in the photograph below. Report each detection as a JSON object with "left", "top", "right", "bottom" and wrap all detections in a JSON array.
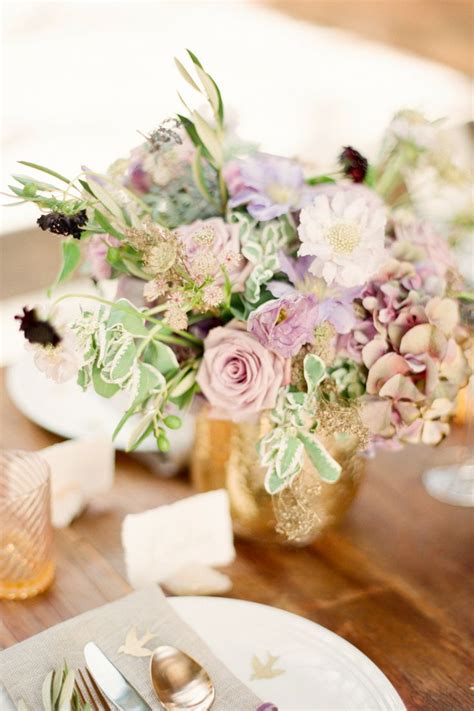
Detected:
[{"left": 0, "top": 370, "right": 472, "bottom": 710}]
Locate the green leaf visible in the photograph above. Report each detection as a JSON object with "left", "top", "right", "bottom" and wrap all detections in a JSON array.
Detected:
[
  {"left": 88, "top": 176, "right": 123, "bottom": 221},
  {"left": 186, "top": 48, "right": 204, "bottom": 68},
  {"left": 41, "top": 670, "right": 53, "bottom": 711},
  {"left": 127, "top": 412, "right": 154, "bottom": 451},
  {"left": 57, "top": 669, "right": 75, "bottom": 711},
  {"left": 107, "top": 299, "right": 148, "bottom": 336},
  {"left": 174, "top": 57, "right": 201, "bottom": 92},
  {"left": 191, "top": 146, "right": 214, "bottom": 204},
  {"left": 192, "top": 111, "right": 223, "bottom": 166},
  {"left": 50, "top": 240, "right": 81, "bottom": 293},
  {"left": 304, "top": 354, "right": 326, "bottom": 391},
  {"left": 92, "top": 364, "right": 120, "bottom": 398},
  {"left": 52, "top": 663, "right": 65, "bottom": 705},
  {"left": 78, "top": 178, "right": 95, "bottom": 196},
  {"left": 364, "top": 164, "right": 376, "bottom": 188},
  {"left": 18, "top": 161, "right": 71, "bottom": 184},
  {"left": 299, "top": 433, "right": 342, "bottom": 483},
  {"left": 13, "top": 174, "right": 58, "bottom": 191},
  {"left": 169, "top": 369, "right": 196, "bottom": 398},
  {"left": 108, "top": 340, "right": 136, "bottom": 382},
  {"left": 275, "top": 436, "right": 304, "bottom": 479},
  {"left": 194, "top": 64, "right": 220, "bottom": 116},
  {"left": 265, "top": 466, "right": 288, "bottom": 495},
  {"left": 144, "top": 340, "right": 179, "bottom": 375},
  {"left": 94, "top": 209, "right": 124, "bottom": 240},
  {"left": 305, "top": 175, "right": 335, "bottom": 186}
]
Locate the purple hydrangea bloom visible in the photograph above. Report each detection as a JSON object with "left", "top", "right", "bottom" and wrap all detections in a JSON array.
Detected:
[
  {"left": 224, "top": 154, "right": 308, "bottom": 221},
  {"left": 248, "top": 293, "right": 319, "bottom": 357}
]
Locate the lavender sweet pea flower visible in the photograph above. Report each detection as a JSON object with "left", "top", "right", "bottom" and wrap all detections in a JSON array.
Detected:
[
  {"left": 248, "top": 293, "right": 319, "bottom": 358},
  {"left": 224, "top": 154, "right": 308, "bottom": 221}
]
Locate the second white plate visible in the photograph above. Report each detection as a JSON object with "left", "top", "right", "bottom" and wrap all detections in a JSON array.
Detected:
[{"left": 170, "top": 596, "right": 405, "bottom": 711}]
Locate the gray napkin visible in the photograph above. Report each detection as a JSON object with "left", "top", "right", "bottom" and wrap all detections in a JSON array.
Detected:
[{"left": 0, "top": 586, "right": 262, "bottom": 710}]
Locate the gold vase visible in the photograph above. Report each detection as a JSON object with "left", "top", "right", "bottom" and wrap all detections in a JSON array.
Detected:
[{"left": 191, "top": 411, "right": 365, "bottom": 545}]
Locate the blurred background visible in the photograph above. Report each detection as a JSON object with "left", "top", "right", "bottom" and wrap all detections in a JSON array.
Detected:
[{"left": 1, "top": 0, "right": 472, "bottom": 349}]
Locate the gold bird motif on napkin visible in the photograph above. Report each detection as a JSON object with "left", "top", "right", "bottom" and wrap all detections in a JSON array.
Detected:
[
  {"left": 118, "top": 626, "right": 157, "bottom": 657},
  {"left": 250, "top": 652, "right": 285, "bottom": 680}
]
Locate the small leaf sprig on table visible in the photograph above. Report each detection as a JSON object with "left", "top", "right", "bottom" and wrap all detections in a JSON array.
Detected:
[{"left": 16, "top": 662, "right": 90, "bottom": 711}]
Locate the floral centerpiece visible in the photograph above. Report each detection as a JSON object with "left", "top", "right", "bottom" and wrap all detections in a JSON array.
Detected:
[{"left": 8, "top": 52, "right": 472, "bottom": 511}]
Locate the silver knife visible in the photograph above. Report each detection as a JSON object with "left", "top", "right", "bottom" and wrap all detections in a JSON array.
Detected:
[
  {"left": 84, "top": 642, "right": 153, "bottom": 711},
  {"left": 0, "top": 682, "right": 16, "bottom": 711}
]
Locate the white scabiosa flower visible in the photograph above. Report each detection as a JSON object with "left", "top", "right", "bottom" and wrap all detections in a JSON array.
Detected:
[
  {"left": 297, "top": 189, "right": 387, "bottom": 288},
  {"left": 28, "top": 331, "right": 81, "bottom": 384}
]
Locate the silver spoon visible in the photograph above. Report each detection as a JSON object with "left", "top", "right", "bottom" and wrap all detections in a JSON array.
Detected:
[{"left": 150, "top": 645, "right": 215, "bottom": 711}]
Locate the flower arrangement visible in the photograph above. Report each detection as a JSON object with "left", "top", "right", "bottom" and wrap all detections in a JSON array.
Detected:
[{"left": 8, "top": 52, "right": 472, "bottom": 496}]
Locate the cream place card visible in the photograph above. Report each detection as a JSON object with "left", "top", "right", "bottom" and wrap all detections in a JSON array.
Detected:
[
  {"left": 39, "top": 436, "right": 115, "bottom": 527},
  {"left": 122, "top": 489, "right": 235, "bottom": 588}
]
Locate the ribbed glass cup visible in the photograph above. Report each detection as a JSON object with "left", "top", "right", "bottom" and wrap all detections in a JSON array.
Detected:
[{"left": 0, "top": 450, "right": 55, "bottom": 599}]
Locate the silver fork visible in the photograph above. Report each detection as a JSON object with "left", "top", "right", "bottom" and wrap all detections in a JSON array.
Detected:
[{"left": 75, "top": 666, "right": 114, "bottom": 711}]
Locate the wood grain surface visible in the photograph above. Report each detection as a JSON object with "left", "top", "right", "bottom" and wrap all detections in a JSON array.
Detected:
[{"left": 0, "top": 370, "right": 473, "bottom": 709}]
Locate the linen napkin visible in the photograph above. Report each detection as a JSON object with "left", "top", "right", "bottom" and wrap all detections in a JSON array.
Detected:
[{"left": 0, "top": 586, "right": 262, "bottom": 710}]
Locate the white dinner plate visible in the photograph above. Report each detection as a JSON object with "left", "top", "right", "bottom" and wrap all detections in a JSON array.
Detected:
[
  {"left": 170, "top": 596, "right": 405, "bottom": 711},
  {"left": 6, "top": 356, "right": 194, "bottom": 459}
]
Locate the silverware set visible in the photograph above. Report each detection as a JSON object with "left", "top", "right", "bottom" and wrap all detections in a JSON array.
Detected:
[{"left": 82, "top": 641, "right": 215, "bottom": 711}]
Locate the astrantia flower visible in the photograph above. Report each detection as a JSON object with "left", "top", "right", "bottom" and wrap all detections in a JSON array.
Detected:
[
  {"left": 37, "top": 210, "right": 87, "bottom": 239},
  {"left": 248, "top": 293, "right": 319, "bottom": 358},
  {"left": 225, "top": 154, "right": 307, "bottom": 221},
  {"left": 339, "top": 146, "right": 368, "bottom": 183},
  {"left": 15, "top": 307, "right": 61, "bottom": 346},
  {"left": 176, "top": 217, "right": 249, "bottom": 290},
  {"left": 297, "top": 189, "right": 387, "bottom": 287}
]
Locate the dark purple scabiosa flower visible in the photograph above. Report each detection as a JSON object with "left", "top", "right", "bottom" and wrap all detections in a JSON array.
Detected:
[
  {"left": 15, "top": 307, "right": 61, "bottom": 346},
  {"left": 37, "top": 209, "right": 88, "bottom": 239},
  {"left": 339, "top": 146, "right": 368, "bottom": 183}
]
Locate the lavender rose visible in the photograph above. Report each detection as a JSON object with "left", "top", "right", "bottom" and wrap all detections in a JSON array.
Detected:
[
  {"left": 197, "top": 322, "right": 289, "bottom": 421},
  {"left": 248, "top": 294, "right": 319, "bottom": 358}
]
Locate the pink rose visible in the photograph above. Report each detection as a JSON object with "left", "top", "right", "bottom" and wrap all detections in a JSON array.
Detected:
[
  {"left": 176, "top": 217, "right": 250, "bottom": 290},
  {"left": 197, "top": 322, "right": 289, "bottom": 421}
]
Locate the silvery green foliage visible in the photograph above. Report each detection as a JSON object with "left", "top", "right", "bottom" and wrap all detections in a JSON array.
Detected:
[
  {"left": 231, "top": 212, "right": 296, "bottom": 303},
  {"left": 259, "top": 354, "right": 342, "bottom": 495},
  {"left": 328, "top": 357, "right": 367, "bottom": 399},
  {"left": 72, "top": 299, "right": 195, "bottom": 451}
]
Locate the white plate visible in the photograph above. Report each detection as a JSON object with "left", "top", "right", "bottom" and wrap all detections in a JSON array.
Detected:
[
  {"left": 6, "top": 356, "right": 194, "bottom": 458},
  {"left": 170, "top": 596, "right": 405, "bottom": 711}
]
